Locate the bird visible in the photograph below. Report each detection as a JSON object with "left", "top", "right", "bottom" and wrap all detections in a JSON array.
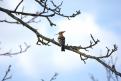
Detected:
[{"left": 57, "top": 31, "right": 65, "bottom": 51}]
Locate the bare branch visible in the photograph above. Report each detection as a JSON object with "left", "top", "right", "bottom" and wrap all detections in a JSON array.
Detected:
[
  {"left": 14, "top": 0, "right": 24, "bottom": 12},
  {"left": 0, "top": 20, "right": 19, "bottom": 24},
  {"left": 96, "top": 44, "right": 118, "bottom": 59},
  {"left": 0, "top": 7, "right": 55, "bottom": 17},
  {"left": 105, "top": 56, "right": 119, "bottom": 81},
  {"left": 0, "top": 0, "right": 80, "bottom": 26},
  {"left": 50, "top": 73, "right": 58, "bottom": 81},
  {"left": 0, "top": 16, "right": 40, "bottom": 24},
  {"left": 50, "top": 1, "right": 63, "bottom": 13},
  {"left": 91, "top": 56, "right": 119, "bottom": 81},
  {"left": 40, "top": 73, "right": 58, "bottom": 81},
  {"left": 36, "top": 36, "right": 51, "bottom": 46},
  {"left": 35, "top": 0, "right": 80, "bottom": 19},
  {"left": 46, "top": 17, "right": 56, "bottom": 26},
  {"left": 80, "top": 54, "right": 88, "bottom": 64},
  {"left": 95, "top": 58, "right": 121, "bottom": 78},
  {"left": 67, "top": 34, "right": 100, "bottom": 51},
  {"left": 0, "top": 42, "right": 30, "bottom": 57},
  {"left": 1, "top": 65, "right": 12, "bottom": 81}
]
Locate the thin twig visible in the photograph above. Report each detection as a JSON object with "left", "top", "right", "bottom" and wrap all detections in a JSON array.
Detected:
[
  {"left": 0, "top": 43, "right": 30, "bottom": 57},
  {"left": 50, "top": 73, "right": 58, "bottom": 81},
  {"left": 1, "top": 65, "right": 12, "bottom": 81},
  {"left": 14, "top": 0, "right": 24, "bottom": 12}
]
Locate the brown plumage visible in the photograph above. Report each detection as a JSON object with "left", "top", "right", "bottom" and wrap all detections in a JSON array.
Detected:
[{"left": 57, "top": 31, "right": 65, "bottom": 51}]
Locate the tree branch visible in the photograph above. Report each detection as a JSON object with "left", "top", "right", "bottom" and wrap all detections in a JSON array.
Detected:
[
  {"left": 50, "top": 73, "right": 58, "bottom": 81},
  {"left": 14, "top": 0, "right": 23, "bottom": 12},
  {"left": 40, "top": 73, "right": 58, "bottom": 81},
  {"left": 0, "top": 42, "right": 30, "bottom": 57},
  {"left": 1, "top": 65, "right": 12, "bottom": 81},
  {"left": 0, "top": 20, "right": 19, "bottom": 24},
  {"left": 67, "top": 34, "right": 100, "bottom": 51},
  {"left": 35, "top": 0, "right": 80, "bottom": 19},
  {"left": 0, "top": 7, "right": 55, "bottom": 17}
]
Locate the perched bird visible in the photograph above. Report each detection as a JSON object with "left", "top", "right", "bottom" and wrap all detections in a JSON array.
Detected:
[{"left": 57, "top": 31, "right": 65, "bottom": 51}]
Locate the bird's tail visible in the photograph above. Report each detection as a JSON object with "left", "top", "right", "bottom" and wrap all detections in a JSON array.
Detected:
[{"left": 61, "top": 45, "right": 65, "bottom": 51}]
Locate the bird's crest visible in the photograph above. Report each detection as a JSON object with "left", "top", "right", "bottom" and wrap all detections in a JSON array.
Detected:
[{"left": 58, "top": 31, "right": 65, "bottom": 35}]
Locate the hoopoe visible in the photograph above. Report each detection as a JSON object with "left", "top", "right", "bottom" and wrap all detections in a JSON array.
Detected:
[{"left": 57, "top": 31, "right": 65, "bottom": 51}]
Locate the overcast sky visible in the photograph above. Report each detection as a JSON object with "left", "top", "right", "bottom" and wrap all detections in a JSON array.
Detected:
[{"left": 0, "top": 0, "right": 121, "bottom": 81}]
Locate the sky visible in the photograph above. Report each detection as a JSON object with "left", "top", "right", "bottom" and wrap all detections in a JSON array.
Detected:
[{"left": 0, "top": 0, "right": 121, "bottom": 81}]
